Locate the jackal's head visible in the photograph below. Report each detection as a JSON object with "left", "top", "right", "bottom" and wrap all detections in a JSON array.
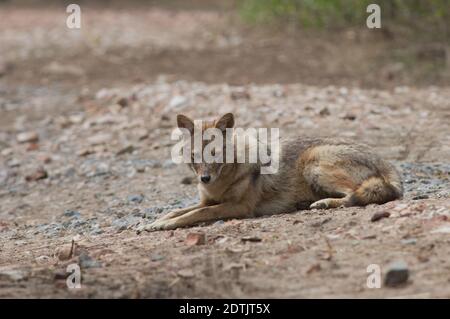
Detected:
[{"left": 176, "top": 113, "right": 235, "bottom": 185}]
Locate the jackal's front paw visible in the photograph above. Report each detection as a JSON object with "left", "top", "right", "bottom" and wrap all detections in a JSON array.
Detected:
[{"left": 140, "top": 219, "right": 178, "bottom": 232}]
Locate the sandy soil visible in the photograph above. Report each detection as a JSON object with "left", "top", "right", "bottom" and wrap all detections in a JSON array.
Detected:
[{"left": 0, "top": 2, "right": 449, "bottom": 298}]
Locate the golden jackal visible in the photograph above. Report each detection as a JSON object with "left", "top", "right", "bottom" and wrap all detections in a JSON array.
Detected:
[{"left": 145, "top": 113, "right": 403, "bottom": 231}]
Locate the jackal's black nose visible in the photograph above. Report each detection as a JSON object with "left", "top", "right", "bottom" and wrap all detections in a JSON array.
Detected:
[{"left": 200, "top": 175, "right": 211, "bottom": 183}]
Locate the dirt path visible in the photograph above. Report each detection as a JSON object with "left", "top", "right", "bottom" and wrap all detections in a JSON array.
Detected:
[{"left": 0, "top": 3, "right": 449, "bottom": 298}]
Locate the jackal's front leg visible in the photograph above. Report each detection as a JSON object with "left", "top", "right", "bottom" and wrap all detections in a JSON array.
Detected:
[
  {"left": 136, "top": 204, "right": 202, "bottom": 233},
  {"left": 145, "top": 203, "right": 251, "bottom": 231},
  {"left": 157, "top": 204, "right": 203, "bottom": 221}
]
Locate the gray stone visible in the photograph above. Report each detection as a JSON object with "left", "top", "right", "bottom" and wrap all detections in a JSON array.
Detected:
[
  {"left": 127, "top": 194, "right": 144, "bottom": 204},
  {"left": 150, "top": 253, "right": 165, "bottom": 262},
  {"left": 79, "top": 252, "right": 102, "bottom": 269},
  {"left": 63, "top": 210, "right": 80, "bottom": 218},
  {"left": 112, "top": 218, "right": 129, "bottom": 232},
  {"left": 384, "top": 261, "right": 409, "bottom": 287},
  {"left": 401, "top": 238, "right": 417, "bottom": 245}
]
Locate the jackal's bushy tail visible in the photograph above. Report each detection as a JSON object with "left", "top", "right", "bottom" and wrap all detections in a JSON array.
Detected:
[{"left": 350, "top": 168, "right": 403, "bottom": 206}]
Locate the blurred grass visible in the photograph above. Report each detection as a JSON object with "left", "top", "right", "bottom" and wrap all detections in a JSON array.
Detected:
[{"left": 239, "top": 0, "right": 449, "bottom": 40}]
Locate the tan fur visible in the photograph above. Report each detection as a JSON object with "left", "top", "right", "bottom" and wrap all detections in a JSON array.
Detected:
[{"left": 144, "top": 113, "right": 403, "bottom": 231}]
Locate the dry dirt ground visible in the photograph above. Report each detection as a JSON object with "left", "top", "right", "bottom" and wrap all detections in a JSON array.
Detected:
[{"left": 0, "top": 2, "right": 449, "bottom": 298}]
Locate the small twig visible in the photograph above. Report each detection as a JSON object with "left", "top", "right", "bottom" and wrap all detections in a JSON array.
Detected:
[
  {"left": 323, "top": 236, "right": 334, "bottom": 261},
  {"left": 69, "top": 239, "right": 75, "bottom": 259}
]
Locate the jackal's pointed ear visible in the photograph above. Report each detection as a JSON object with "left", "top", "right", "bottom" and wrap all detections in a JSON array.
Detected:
[
  {"left": 177, "top": 114, "right": 194, "bottom": 135},
  {"left": 215, "top": 113, "right": 234, "bottom": 132}
]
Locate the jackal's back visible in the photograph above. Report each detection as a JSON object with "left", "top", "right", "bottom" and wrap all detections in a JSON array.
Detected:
[{"left": 255, "top": 137, "right": 403, "bottom": 215}]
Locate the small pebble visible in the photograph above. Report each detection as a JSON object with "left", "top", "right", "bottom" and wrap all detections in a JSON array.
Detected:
[
  {"left": 150, "top": 253, "right": 165, "bottom": 262},
  {"left": 177, "top": 269, "right": 194, "bottom": 278},
  {"left": 384, "top": 260, "right": 409, "bottom": 287},
  {"left": 17, "top": 131, "right": 39, "bottom": 143},
  {"left": 116, "top": 145, "right": 135, "bottom": 155},
  {"left": 127, "top": 194, "right": 144, "bottom": 204},
  {"left": 35, "top": 255, "right": 52, "bottom": 265},
  {"left": 241, "top": 236, "right": 262, "bottom": 243},
  {"left": 112, "top": 218, "right": 130, "bottom": 232},
  {"left": 181, "top": 176, "right": 193, "bottom": 185},
  {"left": 54, "top": 269, "right": 68, "bottom": 280},
  {"left": 401, "top": 238, "right": 417, "bottom": 245},
  {"left": 79, "top": 252, "right": 102, "bottom": 268},
  {"left": 25, "top": 167, "right": 48, "bottom": 181},
  {"left": 371, "top": 211, "right": 390, "bottom": 222},
  {"left": 185, "top": 232, "right": 206, "bottom": 246},
  {"left": 117, "top": 97, "right": 129, "bottom": 107},
  {"left": 63, "top": 210, "right": 80, "bottom": 218},
  {"left": 412, "top": 194, "right": 429, "bottom": 200},
  {"left": 230, "top": 89, "right": 250, "bottom": 100}
]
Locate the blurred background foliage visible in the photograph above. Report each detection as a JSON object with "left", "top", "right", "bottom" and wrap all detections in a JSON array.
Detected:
[
  {"left": 1, "top": 0, "right": 448, "bottom": 86},
  {"left": 239, "top": 0, "right": 449, "bottom": 40}
]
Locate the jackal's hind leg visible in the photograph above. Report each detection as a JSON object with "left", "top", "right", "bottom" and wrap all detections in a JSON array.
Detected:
[
  {"left": 304, "top": 164, "right": 358, "bottom": 210},
  {"left": 310, "top": 195, "right": 352, "bottom": 209}
]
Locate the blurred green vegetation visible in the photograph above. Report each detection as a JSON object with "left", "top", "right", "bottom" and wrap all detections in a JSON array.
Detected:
[{"left": 239, "top": 0, "right": 449, "bottom": 39}]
